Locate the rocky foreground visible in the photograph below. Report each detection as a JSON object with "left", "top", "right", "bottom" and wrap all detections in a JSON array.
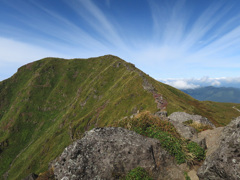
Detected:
[
  {"left": 197, "top": 117, "right": 240, "bottom": 179},
  {"left": 52, "top": 127, "right": 184, "bottom": 180},
  {"left": 27, "top": 113, "right": 240, "bottom": 180}
]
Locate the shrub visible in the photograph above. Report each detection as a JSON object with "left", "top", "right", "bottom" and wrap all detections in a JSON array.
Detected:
[
  {"left": 113, "top": 111, "right": 205, "bottom": 164},
  {"left": 184, "top": 172, "right": 191, "bottom": 180},
  {"left": 187, "top": 142, "right": 205, "bottom": 161},
  {"left": 115, "top": 111, "right": 180, "bottom": 138}
]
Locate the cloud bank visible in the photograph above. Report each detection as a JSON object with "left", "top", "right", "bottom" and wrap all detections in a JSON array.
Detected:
[{"left": 160, "top": 77, "right": 240, "bottom": 89}]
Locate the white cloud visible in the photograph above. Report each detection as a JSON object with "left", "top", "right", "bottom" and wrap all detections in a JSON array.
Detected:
[
  {"left": 211, "top": 81, "right": 221, "bottom": 86},
  {"left": 0, "top": 37, "right": 61, "bottom": 64},
  {"left": 164, "top": 80, "right": 200, "bottom": 89},
  {"left": 64, "top": 0, "right": 126, "bottom": 50},
  {"left": 160, "top": 77, "right": 240, "bottom": 89}
]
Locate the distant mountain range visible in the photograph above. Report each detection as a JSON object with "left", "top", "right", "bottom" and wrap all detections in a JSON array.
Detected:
[{"left": 181, "top": 86, "right": 240, "bottom": 103}]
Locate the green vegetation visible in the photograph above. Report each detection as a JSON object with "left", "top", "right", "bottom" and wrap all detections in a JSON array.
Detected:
[
  {"left": 0, "top": 55, "right": 239, "bottom": 179},
  {"left": 124, "top": 167, "right": 152, "bottom": 180},
  {"left": 114, "top": 112, "right": 205, "bottom": 164},
  {"left": 184, "top": 172, "right": 191, "bottom": 180}
]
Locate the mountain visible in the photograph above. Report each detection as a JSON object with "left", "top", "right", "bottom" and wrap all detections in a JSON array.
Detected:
[
  {"left": 182, "top": 86, "right": 240, "bottom": 103},
  {"left": 0, "top": 55, "right": 240, "bottom": 179}
]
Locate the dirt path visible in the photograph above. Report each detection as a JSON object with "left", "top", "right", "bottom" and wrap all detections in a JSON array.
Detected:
[{"left": 233, "top": 106, "right": 240, "bottom": 112}]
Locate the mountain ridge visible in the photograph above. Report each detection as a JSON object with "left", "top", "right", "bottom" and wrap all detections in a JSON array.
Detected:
[
  {"left": 182, "top": 86, "right": 240, "bottom": 103},
  {"left": 0, "top": 55, "right": 240, "bottom": 179}
]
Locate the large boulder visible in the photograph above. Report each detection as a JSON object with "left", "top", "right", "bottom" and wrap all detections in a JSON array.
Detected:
[
  {"left": 52, "top": 127, "right": 185, "bottom": 180},
  {"left": 192, "top": 127, "right": 224, "bottom": 156},
  {"left": 169, "top": 120, "right": 198, "bottom": 140},
  {"left": 169, "top": 112, "right": 215, "bottom": 128},
  {"left": 168, "top": 112, "right": 215, "bottom": 140},
  {"left": 197, "top": 117, "right": 240, "bottom": 180}
]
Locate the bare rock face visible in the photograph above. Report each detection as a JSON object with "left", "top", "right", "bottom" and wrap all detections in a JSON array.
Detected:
[
  {"left": 169, "top": 120, "right": 198, "bottom": 140},
  {"left": 168, "top": 112, "right": 215, "bottom": 140},
  {"left": 169, "top": 112, "right": 215, "bottom": 128},
  {"left": 197, "top": 117, "right": 240, "bottom": 180},
  {"left": 53, "top": 127, "right": 184, "bottom": 180},
  {"left": 193, "top": 127, "right": 224, "bottom": 156}
]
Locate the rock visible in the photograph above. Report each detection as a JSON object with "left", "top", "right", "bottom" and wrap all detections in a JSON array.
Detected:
[
  {"left": 193, "top": 127, "right": 224, "bottom": 156},
  {"left": 192, "top": 137, "right": 207, "bottom": 150},
  {"left": 169, "top": 120, "right": 198, "bottom": 140},
  {"left": 169, "top": 112, "right": 215, "bottom": 128},
  {"left": 197, "top": 117, "right": 240, "bottom": 180},
  {"left": 53, "top": 127, "right": 185, "bottom": 180},
  {"left": 168, "top": 112, "right": 216, "bottom": 140},
  {"left": 22, "top": 173, "right": 38, "bottom": 180},
  {"left": 154, "top": 111, "right": 167, "bottom": 117},
  {"left": 188, "top": 170, "right": 199, "bottom": 180}
]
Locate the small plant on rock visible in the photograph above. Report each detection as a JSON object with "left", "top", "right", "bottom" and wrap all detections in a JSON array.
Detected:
[
  {"left": 124, "top": 167, "right": 152, "bottom": 180},
  {"left": 113, "top": 111, "right": 205, "bottom": 164}
]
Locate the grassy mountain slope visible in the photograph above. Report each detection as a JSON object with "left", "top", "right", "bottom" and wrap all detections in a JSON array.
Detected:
[
  {"left": 182, "top": 86, "right": 240, "bottom": 103},
  {"left": 0, "top": 55, "right": 239, "bottom": 179}
]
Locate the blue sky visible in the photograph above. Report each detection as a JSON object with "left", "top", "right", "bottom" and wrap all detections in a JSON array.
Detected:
[{"left": 0, "top": 0, "right": 240, "bottom": 88}]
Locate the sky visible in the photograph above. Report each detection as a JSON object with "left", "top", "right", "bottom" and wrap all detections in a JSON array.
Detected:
[{"left": 0, "top": 0, "right": 240, "bottom": 89}]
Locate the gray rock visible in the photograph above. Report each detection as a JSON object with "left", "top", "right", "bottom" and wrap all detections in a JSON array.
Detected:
[
  {"left": 197, "top": 117, "right": 240, "bottom": 180},
  {"left": 168, "top": 112, "right": 215, "bottom": 140},
  {"left": 192, "top": 137, "right": 207, "bottom": 150},
  {"left": 169, "top": 112, "right": 215, "bottom": 128},
  {"left": 53, "top": 127, "right": 184, "bottom": 180},
  {"left": 169, "top": 120, "right": 198, "bottom": 140}
]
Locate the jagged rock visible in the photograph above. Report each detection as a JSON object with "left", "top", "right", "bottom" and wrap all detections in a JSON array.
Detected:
[
  {"left": 52, "top": 127, "right": 185, "bottom": 180},
  {"left": 197, "top": 117, "right": 240, "bottom": 180},
  {"left": 169, "top": 120, "right": 198, "bottom": 140},
  {"left": 192, "top": 137, "right": 207, "bottom": 150},
  {"left": 169, "top": 112, "right": 215, "bottom": 128},
  {"left": 168, "top": 112, "right": 216, "bottom": 140},
  {"left": 193, "top": 127, "right": 224, "bottom": 156}
]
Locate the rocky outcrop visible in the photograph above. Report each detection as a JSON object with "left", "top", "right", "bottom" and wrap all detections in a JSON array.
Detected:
[
  {"left": 192, "top": 127, "right": 224, "bottom": 156},
  {"left": 52, "top": 127, "right": 184, "bottom": 180},
  {"left": 169, "top": 112, "right": 215, "bottom": 128},
  {"left": 168, "top": 112, "right": 215, "bottom": 140},
  {"left": 197, "top": 117, "right": 240, "bottom": 180}
]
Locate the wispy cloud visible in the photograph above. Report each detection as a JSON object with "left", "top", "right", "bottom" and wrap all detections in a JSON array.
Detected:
[
  {"left": 0, "top": 0, "right": 240, "bottom": 82},
  {"left": 63, "top": 0, "right": 126, "bottom": 50}
]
